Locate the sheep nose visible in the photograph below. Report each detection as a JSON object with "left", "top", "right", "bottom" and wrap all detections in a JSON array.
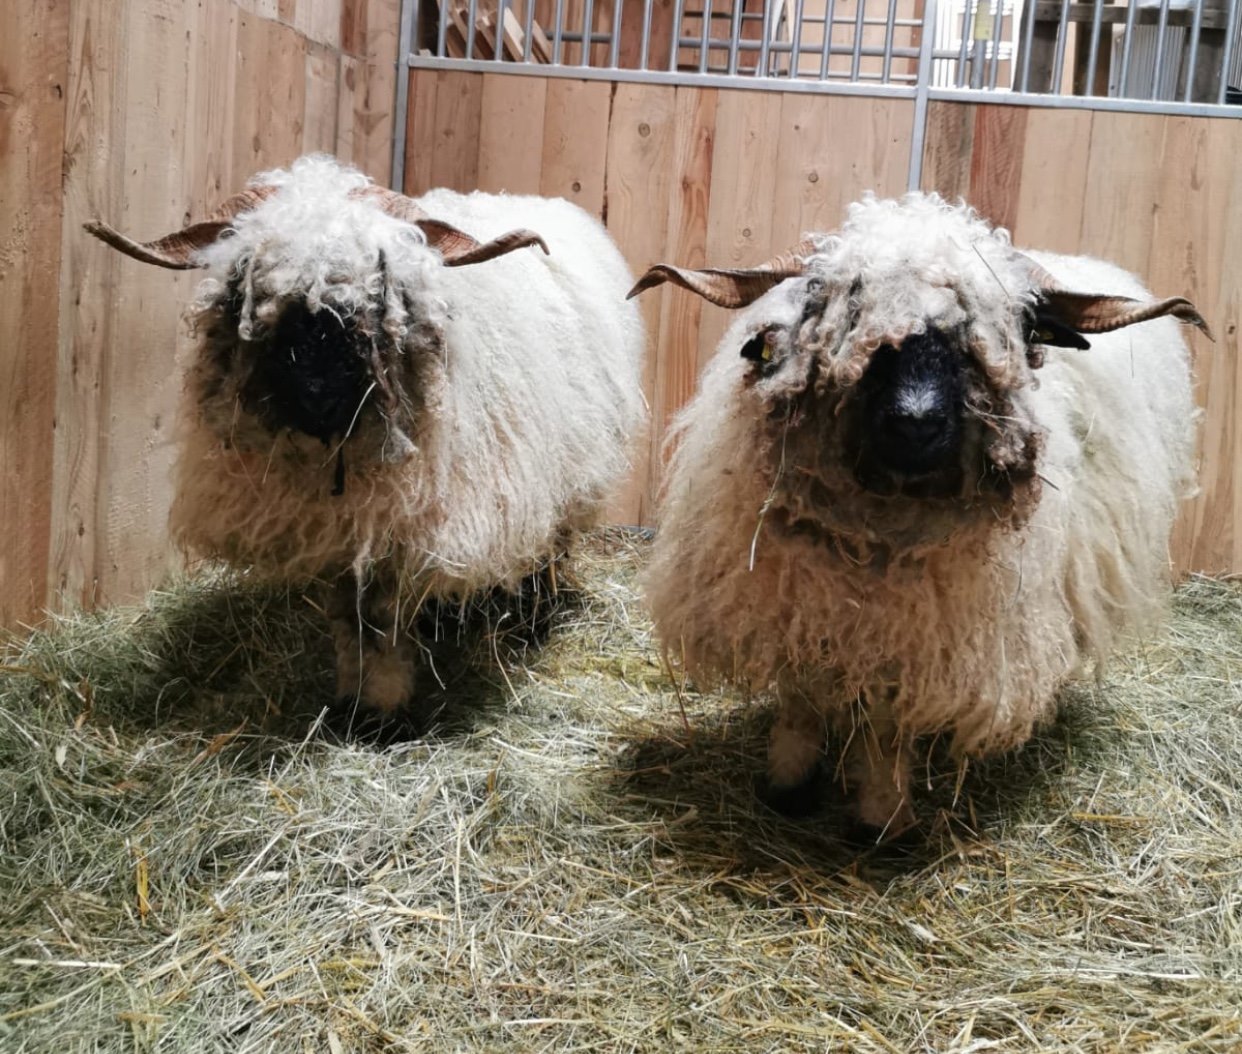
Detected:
[
  {"left": 873, "top": 406, "right": 958, "bottom": 476},
  {"left": 886, "top": 409, "right": 949, "bottom": 447}
]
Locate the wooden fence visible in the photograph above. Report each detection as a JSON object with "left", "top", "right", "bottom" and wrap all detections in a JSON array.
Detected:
[
  {"left": 1, "top": 0, "right": 399, "bottom": 630},
  {"left": 405, "top": 70, "right": 1240, "bottom": 573}
]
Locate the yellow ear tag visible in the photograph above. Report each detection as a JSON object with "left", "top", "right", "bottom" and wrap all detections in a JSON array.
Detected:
[
  {"left": 1034, "top": 328, "right": 1054, "bottom": 344},
  {"left": 761, "top": 345, "right": 773, "bottom": 361}
]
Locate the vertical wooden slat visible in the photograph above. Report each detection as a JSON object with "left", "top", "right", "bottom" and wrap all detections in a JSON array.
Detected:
[
  {"left": 403, "top": 68, "right": 439, "bottom": 194},
  {"left": 1011, "top": 107, "right": 1092, "bottom": 254},
  {"left": 429, "top": 69, "right": 484, "bottom": 191},
  {"left": 920, "top": 100, "right": 975, "bottom": 201},
  {"left": 966, "top": 104, "right": 1028, "bottom": 233},
  {"left": 603, "top": 82, "right": 678, "bottom": 524},
  {"left": 0, "top": 0, "right": 70, "bottom": 627},
  {"left": 698, "top": 90, "right": 782, "bottom": 369},
  {"left": 353, "top": 0, "right": 401, "bottom": 183},
  {"left": 649, "top": 86, "right": 717, "bottom": 509},
  {"left": 539, "top": 79, "right": 612, "bottom": 218},
  {"left": 478, "top": 73, "right": 549, "bottom": 195},
  {"left": 1079, "top": 111, "right": 1164, "bottom": 276},
  {"left": 48, "top": 0, "right": 124, "bottom": 614},
  {"left": 304, "top": 41, "right": 341, "bottom": 154}
]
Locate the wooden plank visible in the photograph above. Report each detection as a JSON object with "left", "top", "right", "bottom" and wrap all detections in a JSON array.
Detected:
[
  {"left": 353, "top": 0, "right": 400, "bottom": 183},
  {"left": 920, "top": 100, "right": 975, "bottom": 201},
  {"left": 698, "top": 89, "right": 783, "bottom": 369},
  {"left": 304, "top": 40, "right": 341, "bottom": 154},
  {"left": 1079, "top": 110, "right": 1164, "bottom": 276},
  {"left": 539, "top": 78, "right": 611, "bottom": 218},
  {"left": 1157, "top": 116, "right": 1239, "bottom": 574},
  {"left": 648, "top": 85, "right": 717, "bottom": 511},
  {"left": 94, "top": 0, "right": 197, "bottom": 606},
  {"left": 0, "top": 0, "right": 71, "bottom": 626},
  {"left": 967, "top": 104, "right": 1028, "bottom": 233},
  {"left": 232, "top": 11, "right": 309, "bottom": 183},
  {"left": 403, "top": 67, "right": 439, "bottom": 194},
  {"left": 337, "top": 52, "right": 360, "bottom": 165},
  {"left": 428, "top": 69, "right": 483, "bottom": 191},
  {"left": 602, "top": 81, "right": 678, "bottom": 524},
  {"left": 477, "top": 73, "right": 548, "bottom": 195},
  {"left": 1012, "top": 106, "right": 1092, "bottom": 254}
]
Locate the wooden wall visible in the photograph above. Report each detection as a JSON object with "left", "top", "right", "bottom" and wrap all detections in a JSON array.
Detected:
[
  {"left": 403, "top": 70, "right": 915, "bottom": 523},
  {"left": 0, "top": 0, "right": 400, "bottom": 629},
  {"left": 404, "top": 74, "right": 1239, "bottom": 574}
]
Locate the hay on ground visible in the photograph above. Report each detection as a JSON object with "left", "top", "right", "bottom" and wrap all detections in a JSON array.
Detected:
[{"left": 0, "top": 531, "right": 1239, "bottom": 1052}]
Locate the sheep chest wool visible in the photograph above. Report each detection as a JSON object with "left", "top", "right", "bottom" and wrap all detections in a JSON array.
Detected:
[
  {"left": 87, "top": 155, "right": 647, "bottom": 728},
  {"left": 631, "top": 192, "right": 1208, "bottom": 835}
]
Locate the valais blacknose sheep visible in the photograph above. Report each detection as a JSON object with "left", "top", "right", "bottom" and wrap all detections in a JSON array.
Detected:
[
  {"left": 87, "top": 155, "right": 645, "bottom": 728},
  {"left": 630, "top": 192, "right": 1209, "bottom": 835}
]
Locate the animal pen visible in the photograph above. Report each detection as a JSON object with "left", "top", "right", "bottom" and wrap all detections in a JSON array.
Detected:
[{"left": 2, "top": 0, "right": 1242, "bottom": 1050}]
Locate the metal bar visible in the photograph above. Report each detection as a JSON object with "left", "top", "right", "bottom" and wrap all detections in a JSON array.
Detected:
[
  {"left": 495, "top": 0, "right": 507, "bottom": 60},
  {"left": 1050, "top": 0, "right": 1073, "bottom": 91},
  {"left": 759, "top": 0, "right": 775, "bottom": 76},
  {"left": 609, "top": 0, "right": 623, "bottom": 68},
  {"left": 792, "top": 0, "right": 808, "bottom": 77},
  {"left": 1118, "top": 0, "right": 1141, "bottom": 95},
  {"left": 699, "top": 0, "right": 713, "bottom": 73},
  {"left": 1222, "top": 0, "right": 1242, "bottom": 103},
  {"left": 466, "top": 0, "right": 478, "bottom": 58},
  {"left": 523, "top": 0, "right": 535, "bottom": 61},
  {"left": 392, "top": 0, "right": 420, "bottom": 191},
  {"left": 580, "top": 0, "right": 596, "bottom": 65},
  {"left": 1152, "top": 0, "right": 1173, "bottom": 97},
  {"left": 669, "top": 0, "right": 685, "bottom": 70},
  {"left": 640, "top": 0, "right": 655, "bottom": 69},
  {"left": 553, "top": 0, "right": 566, "bottom": 64},
  {"left": 408, "top": 50, "right": 921, "bottom": 94},
  {"left": 851, "top": 0, "right": 868, "bottom": 79},
  {"left": 957, "top": 0, "right": 974, "bottom": 87},
  {"left": 1183, "top": 0, "right": 1207, "bottom": 101},
  {"left": 988, "top": 0, "right": 1006, "bottom": 89},
  {"left": 930, "top": 79, "right": 1240, "bottom": 112},
  {"left": 882, "top": 0, "right": 899, "bottom": 81},
  {"left": 1019, "top": 0, "right": 1038, "bottom": 88},
  {"left": 729, "top": 0, "right": 744, "bottom": 73},
  {"left": 436, "top": 0, "right": 449, "bottom": 55},
  {"left": 909, "top": 0, "right": 941, "bottom": 189},
  {"left": 1085, "top": 0, "right": 1104, "bottom": 95},
  {"left": 820, "top": 0, "right": 838, "bottom": 77}
]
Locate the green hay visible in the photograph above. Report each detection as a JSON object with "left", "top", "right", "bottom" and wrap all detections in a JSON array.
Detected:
[{"left": 0, "top": 533, "right": 1239, "bottom": 1052}]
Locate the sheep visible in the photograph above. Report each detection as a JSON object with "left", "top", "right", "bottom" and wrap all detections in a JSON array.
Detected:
[
  {"left": 629, "top": 192, "right": 1209, "bottom": 836},
  {"left": 86, "top": 154, "right": 646, "bottom": 730}
]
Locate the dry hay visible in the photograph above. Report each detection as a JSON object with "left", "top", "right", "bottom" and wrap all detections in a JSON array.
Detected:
[{"left": 0, "top": 531, "right": 1239, "bottom": 1053}]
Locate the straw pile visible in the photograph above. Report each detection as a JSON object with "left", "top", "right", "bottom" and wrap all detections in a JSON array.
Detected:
[{"left": 1, "top": 532, "right": 1239, "bottom": 1052}]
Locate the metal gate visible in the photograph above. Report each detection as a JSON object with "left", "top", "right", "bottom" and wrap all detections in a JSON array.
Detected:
[{"left": 393, "top": 0, "right": 1242, "bottom": 189}]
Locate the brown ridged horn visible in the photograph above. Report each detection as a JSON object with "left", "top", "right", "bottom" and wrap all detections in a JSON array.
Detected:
[
  {"left": 1019, "top": 254, "right": 1214, "bottom": 341},
  {"left": 627, "top": 238, "right": 819, "bottom": 308},
  {"left": 363, "top": 188, "right": 549, "bottom": 266},
  {"left": 83, "top": 186, "right": 279, "bottom": 269}
]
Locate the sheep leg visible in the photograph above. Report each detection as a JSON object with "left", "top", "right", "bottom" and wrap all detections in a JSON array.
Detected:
[
  {"left": 840, "top": 694, "right": 916, "bottom": 837},
  {"left": 326, "top": 570, "right": 417, "bottom": 727},
  {"left": 764, "top": 693, "right": 826, "bottom": 816}
]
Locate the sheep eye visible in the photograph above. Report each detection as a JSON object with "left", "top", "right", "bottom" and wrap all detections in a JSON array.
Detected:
[
  {"left": 741, "top": 327, "right": 782, "bottom": 367},
  {"left": 1023, "top": 308, "right": 1091, "bottom": 350}
]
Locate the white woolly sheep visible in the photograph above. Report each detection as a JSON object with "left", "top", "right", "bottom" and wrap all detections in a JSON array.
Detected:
[
  {"left": 630, "top": 191, "right": 1209, "bottom": 835},
  {"left": 87, "top": 155, "right": 646, "bottom": 730}
]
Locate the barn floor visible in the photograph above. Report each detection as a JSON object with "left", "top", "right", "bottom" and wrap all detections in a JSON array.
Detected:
[{"left": 1, "top": 532, "right": 1240, "bottom": 1052}]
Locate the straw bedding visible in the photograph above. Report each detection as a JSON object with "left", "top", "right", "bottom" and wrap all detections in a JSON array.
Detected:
[{"left": 1, "top": 532, "right": 1239, "bottom": 1052}]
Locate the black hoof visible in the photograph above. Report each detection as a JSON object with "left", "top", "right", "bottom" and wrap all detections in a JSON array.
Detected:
[
  {"left": 321, "top": 699, "right": 419, "bottom": 745},
  {"left": 758, "top": 770, "right": 823, "bottom": 818}
]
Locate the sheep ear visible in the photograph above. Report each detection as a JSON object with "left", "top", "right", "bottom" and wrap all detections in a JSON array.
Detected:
[
  {"left": 414, "top": 220, "right": 549, "bottom": 267},
  {"left": 83, "top": 186, "right": 278, "bottom": 269},
  {"left": 627, "top": 239, "right": 819, "bottom": 308},
  {"left": 1017, "top": 254, "right": 1214, "bottom": 341}
]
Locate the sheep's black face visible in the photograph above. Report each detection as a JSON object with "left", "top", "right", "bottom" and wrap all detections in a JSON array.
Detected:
[
  {"left": 852, "top": 331, "right": 965, "bottom": 492},
  {"left": 245, "top": 302, "right": 374, "bottom": 445}
]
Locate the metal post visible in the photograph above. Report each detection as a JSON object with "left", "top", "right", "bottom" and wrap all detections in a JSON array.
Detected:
[
  {"left": 792, "top": 0, "right": 808, "bottom": 77},
  {"left": 523, "top": 0, "right": 536, "bottom": 61},
  {"left": 1118, "top": 0, "right": 1141, "bottom": 95},
  {"left": 496, "top": 0, "right": 508, "bottom": 60},
  {"left": 670, "top": 0, "right": 685, "bottom": 70},
  {"left": 729, "top": 0, "right": 744, "bottom": 73},
  {"left": 391, "top": 0, "right": 420, "bottom": 192},
  {"left": 1183, "top": 0, "right": 1207, "bottom": 101},
  {"left": 1152, "top": 0, "right": 1173, "bottom": 97},
  {"left": 640, "top": 0, "right": 655, "bottom": 69},
  {"left": 699, "top": 0, "right": 713, "bottom": 73},
  {"left": 909, "top": 0, "right": 940, "bottom": 189},
  {"left": 1221, "top": 0, "right": 1241, "bottom": 103},
  {"left": 1050, "top": 0, "right": 1073, "bottom": 92},
  {"left": 957, "top": 0, "right": 974, "bottom": 87},
  {"left": 988, "top": 0, "right": 1006, "bottom": 88},
  {"left": 466, "top": 0, "right": 479, "bottom": 58},
  {"left": 553, "top": 0, "right": 566, "bottom": 64},
  {"left": 759, "top": 0, "right": 775, "bottom": 76},
  {"left": 851, "top": 0, "right": 868, "bottom": 79},
  {"left": 820, "top": 0, "right": 839, "bottom": 77},
  {"left": 609, "top": 0, "right": 624, "bottom": 68},
  {"left": 882, "top": 0, "right": 899, "bottom": 82}
]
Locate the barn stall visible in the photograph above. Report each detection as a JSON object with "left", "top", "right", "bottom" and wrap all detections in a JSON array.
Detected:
[{"left": 2, "top": 1, "right": 1242, "bottom": 1050}]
